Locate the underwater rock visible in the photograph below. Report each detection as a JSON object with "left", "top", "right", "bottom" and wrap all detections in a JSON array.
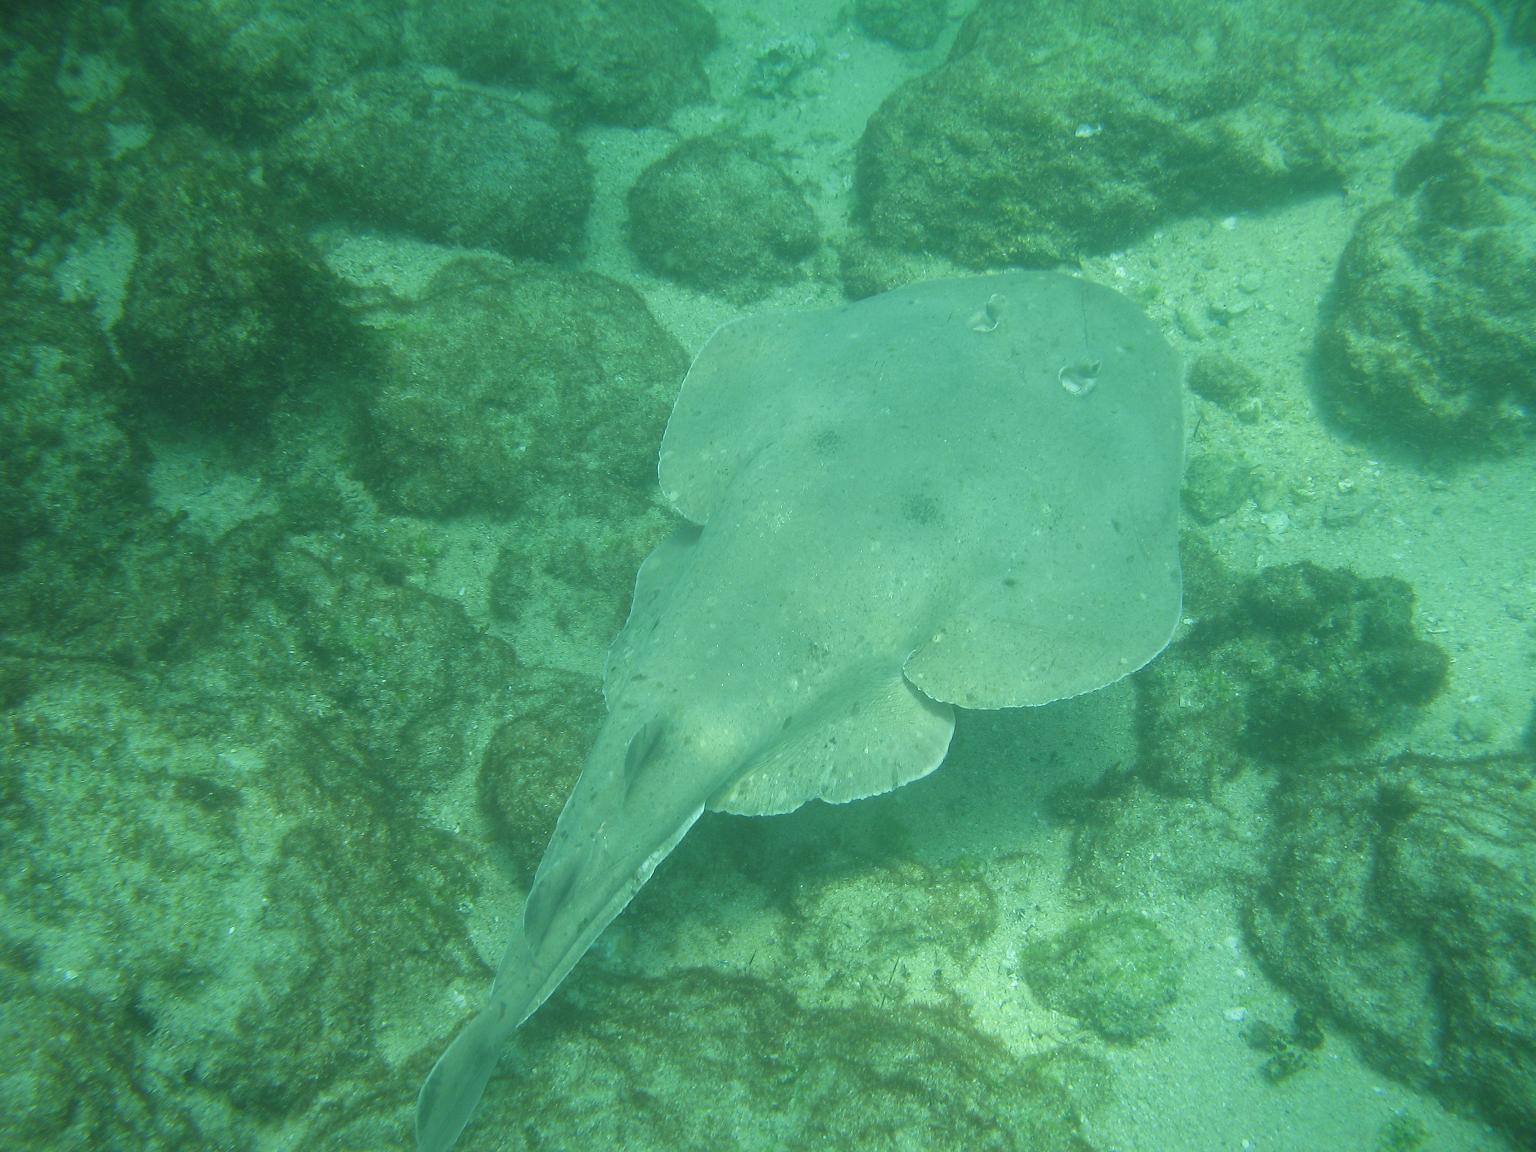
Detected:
[
  {"left": 1136, "top": 555, "right": 1448, "bottom": 796},
  {"left": 854, "top": 0, "right": 1489, "bottom": 266},
  {"left": 0, "top": 650, "right": 490, "bottom": 1142},
  {"left": 137, "top": 0, "right": 400, "bottom": 137},
  {"left": 0, "top": 11, "right": 123, "bottom": 220},
  {"left": 1022, "top": 912, "right": 1186, "bottom": 1042},
  {"left": 1181, "top": 448, "right": 1253, "bottom": 525},
  {"left": 837, "top": 234, "right": 941, "bottom": 300},
  {"left": 1247, "top": 750, "right": 1536, "bottom": 1147},
  {"left": 1494, "top": 0, "right": 1536, "bottom": 50},
  {"left": 855, "top": 0, "right": 949, "bottom": 50},
  {"left": 1054, "top": 767, "right": 1264, "bottom": 906},
  {"left": 477, "top": 670, "right": 606, "bottom": 883},
  {"left": 360, "top": 256, "right": 683, "bottom": 518},
  {"left": 0, "top": 510, "right": 536, "bottom": 1139},
  {"left": 628, "top": 134, "right": 820, "bottom": 302},
  {"left": 273, "top": 69, "right": 591, "bottom": 262},
  {"left": 0, "top": 202, "right": 227, "bottom": 666},
  {"left": 487, "top": 497, "right": 675, "bottom": 666},
  {"left": 1187, "top": 350, "right": 1267, "bottom": 416},
  {"left": 415, "top": 0, "right": 716, "bottom": 127},
  {"left": 0, "top": 286, "right": 218, "bottom": 668},
  {"left": 1316, "top": 104, "right": 1536, "bottom": 457},
  {"left": 480, "top": 966, "right": 1099, "bottom": 1151},
  {"left": 0, "top": 950, "right": 212, "bottom": 1149},
  {"left": 0, "top": 293, "right": 139, "bottom": 571},
  {"left": 116, "top": 127, "right": 355, "bottom": 426},
  {"left": 192, "top": 516, "right": 525, "bottom": 790}
]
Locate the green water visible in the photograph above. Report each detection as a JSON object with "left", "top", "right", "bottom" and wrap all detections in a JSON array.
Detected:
[{"left": 3, "top": 2, "right": 1533, "bottom": 1150}]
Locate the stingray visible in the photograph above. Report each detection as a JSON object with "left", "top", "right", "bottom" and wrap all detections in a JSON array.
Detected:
[{"left": 415, "top": 270, "right": 1183, "bottom": 1150}]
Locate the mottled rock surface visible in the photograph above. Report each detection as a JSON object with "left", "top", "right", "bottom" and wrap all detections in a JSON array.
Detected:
[
  {"left": 855, "top": 0, "right": 1490, "bottom": 268},
  {"left": 628, "top": 134, "right": 820, "bottom": 302},
  {"left": 137, "top": 0, "right": 400, "bottom": 136},
  {"left": 359, "top": 256, "right": 684, "bottom": 518},
  {"left": 1023, "top": 913, "right": 1186, "bottom": 1042},
  {"left": 0, "top": 515, "right": 519, "bottom": 1146},
  {"left": 483, "top": 967, "right": 1098, "bottom": 1152},
  {"left": 1316, "top": 105, "right": 1536, "bottom": 457},
  {"left": 274, "top": 70, "right": 592, "bottom": 262},
  {"left": 415, "top": 0, "right": 716, "bottom": 127},
  {"left": 855, "top": 0, "right": 949, "bottom": 50},
  {"left": 1248, "top": 751, "right": 1536, "bottom": 1146},
  {"left": 116, "top": 127, "right": 355, "bottom": 426},
  {"left": 1136, "top": 551, "right": 1448, "bottom": 796}
]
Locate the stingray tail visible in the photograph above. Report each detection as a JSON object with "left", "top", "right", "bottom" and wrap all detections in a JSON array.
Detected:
[
  {"left": 415, "top": 997, "right": 518, "bottom": 1152},
  {"left": 413, "top": 719, "right": 703, "bottom": 1152}
]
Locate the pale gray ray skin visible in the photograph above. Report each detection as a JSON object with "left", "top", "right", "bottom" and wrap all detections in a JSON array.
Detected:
[{"left": 416, "top": 271, "right": 1182, "bottom": 1150}]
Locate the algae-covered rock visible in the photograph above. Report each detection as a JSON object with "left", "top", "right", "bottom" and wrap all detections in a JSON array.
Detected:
[
  {"left": 1237, "top": 564, "right": 1449, "bottom": 752},
  {"left": 855, "top": 0, "right": 1489, "bottom": 267},
  {"left": 137, "top": 0, "right": 400, "bottom": 137},
  {"left": 0, "top": 11, "right": 122, "bottom": 221},
  {"left": 116, "top": 127, "right": 355, "bottom": 426},
  {"left": 477, "top": 669, "right": 605, "bottom": 882},
  {"left": 274, "top": 69, "right": 591, "bottom": 262},
  {"left": 0, "top": 293, "right": 140, "bottom": 570},
  {"left": 1247, "top": 751, "right": 1536, "bottom": 1146},
  {"left": 0, "top": 950, "right": 208, "bottom": 1148},
  {"left": 1494, "top": 0, "right": 1536, "bottom": 49},
  {"left": 360, "top": 256, "right": 685, "bottom": 518},
  {"left": 0, "top": 288, "right": 216, "bottom": 668},
  {"left": 1239, "top": 1008, "right": 1327, "bottom": 1084},
  {"left": 1137, "top": 558, "right": 1447, "bottom": 795},
  {"left": 1181, "top": 449, "right": 1252, "bottom": 525},
  {"left": 1316, "top": 105, "right": 1536, "bottom": 457},
  {"left": 855, "top": 0, "right": 949, "bottom": 50},
  {"left": 415, "top": 0, "right": 716, "bottom": 127},
  {"left": 488, "top": 494, "right": 676, "bottom": 664},
  {"left": 1022, "top": 912, "right": 1186, "bottom": 1042},
  {"left": 484, "top": 967, "right": 1099, "bottom": 1151},
  {"left": 0, "top": 514, "right": 524, "bottom": 1143},
  {"left": 1054, "top": 768, "right": 1264, "bottom": 905},
  {"left": 0, "top": 668, "right": 471, "bottom": 1142},
  {"left": 628, "top": 134, "right": 820, "bottom": 302},
  {"left": 1187, "top": 350, "right": 1267, "bottom": 416}
]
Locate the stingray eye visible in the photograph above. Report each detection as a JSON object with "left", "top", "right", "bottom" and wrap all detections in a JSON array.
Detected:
[{"left": 1058, "top": 359, "right": 1101, "bottom": 396}]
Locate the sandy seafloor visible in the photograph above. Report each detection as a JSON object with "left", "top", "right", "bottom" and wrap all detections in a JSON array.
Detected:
[{"left": 29, "top": 2, "right": 1536, "bottom": 1151}]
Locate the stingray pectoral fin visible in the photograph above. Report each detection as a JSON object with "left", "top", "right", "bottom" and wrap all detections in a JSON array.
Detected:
[
  {"left": 709, "top": 675, "right": 954, "bottom": 816},
  {"left": 415, "top": 1000, "right": 517, "bottom": 1152}
]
